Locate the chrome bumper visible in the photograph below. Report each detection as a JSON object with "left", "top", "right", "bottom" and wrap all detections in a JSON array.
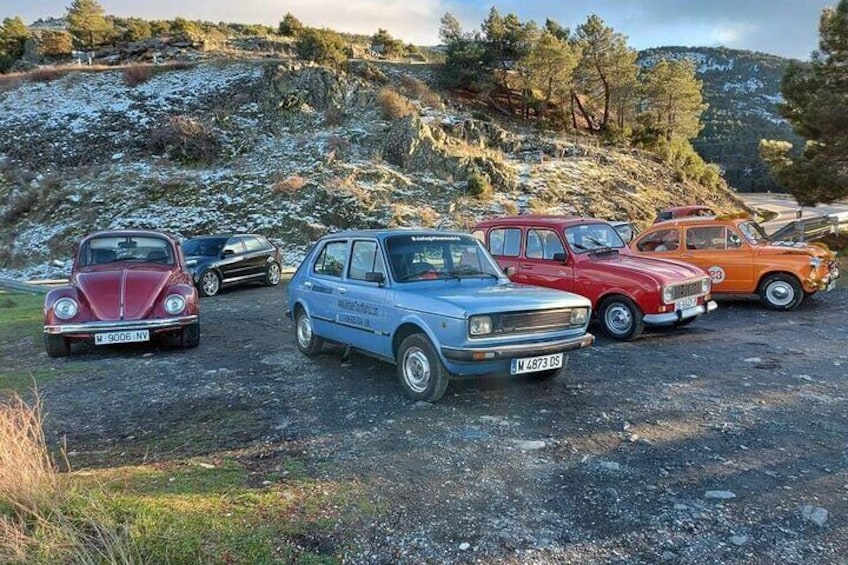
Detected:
[
  {"left": 441, "top": 333, "right": 595, "bottom": 362},
  {"left": 643, "top": 300, "right": 717, "bottom": 326},
  {"left": 44, "top": 315, "right": 198, "bottom": 335}
]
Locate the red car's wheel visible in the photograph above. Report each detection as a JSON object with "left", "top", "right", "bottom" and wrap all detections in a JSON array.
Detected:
[
  {"left": 44, "top": 334, "right": 70, "bottom": 358},
  {"left": 180, "top": 322, "right": 200, "bottom": 348}
]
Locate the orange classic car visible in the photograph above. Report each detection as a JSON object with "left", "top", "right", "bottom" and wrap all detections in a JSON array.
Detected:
[{"left": 631, "top": 216, "right": 839, "bottom": 310}]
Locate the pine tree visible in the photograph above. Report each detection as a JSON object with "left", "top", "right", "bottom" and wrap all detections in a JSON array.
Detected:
[
  {"left": 278, "top": 12, "right": 303, "bottom": 37},
  {"left": 0, "top": 16, "right": 30, "bottom": 58},
  {"left": 760, "top": 0, "right": 848, "bottom": 204},
  {"left": 66, "top": 0, "right": 112, "bottom": 49},
  {"left": 641, "top": 59, "right": 707, "bottom": 141}
]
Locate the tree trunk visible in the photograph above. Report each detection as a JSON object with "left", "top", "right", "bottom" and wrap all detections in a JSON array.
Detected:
[{"left": 572, "top": 91, "right": 596, "bottom": 132}]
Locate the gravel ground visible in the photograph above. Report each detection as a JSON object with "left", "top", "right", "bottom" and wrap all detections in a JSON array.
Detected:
[{"left": 14, "top": 282, "right": 848, "bottom": 564}]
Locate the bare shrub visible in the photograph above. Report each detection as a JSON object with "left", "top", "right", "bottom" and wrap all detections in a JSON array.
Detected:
[
  {"left": 323, "top": 105, "right": 346, "bottom": 126},
  {"left": 466, "top": 171, "right": 492, "bottom": 200},
  {"left": 0, "top": 76, "right": 22, "bottom": 95},
  {"left": 377, "top": 88, "right": 415, "bottom": 120},
  {"left": 419, "top": 206, "right": 439, "bottom": 227},
  {"left": 326, "top": 135, "right": 350, "bottom": 161},
  {"left": 148, "top": 116, "right": 221, "bottom": 164},
  {"left": 502, "top": 200, "right": 519, "bottom": 215},
  {"left": 399, "top": 75, "right": 442, "bottom": 109},
  {"left": 122, "top": 64, "right": 153, "bottom": 86},
  {"left": 273, "top": 174, "right": 307, "bottom": 195}
]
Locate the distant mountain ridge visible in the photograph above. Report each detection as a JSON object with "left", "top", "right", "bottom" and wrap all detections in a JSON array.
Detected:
[{"left": 639, "top": 46, "right": 804, "bottom": 193}]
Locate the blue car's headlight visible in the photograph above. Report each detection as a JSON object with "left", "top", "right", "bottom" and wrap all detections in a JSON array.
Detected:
[{"left": 469, "top": 315, "right": 493, "bottom": 336}]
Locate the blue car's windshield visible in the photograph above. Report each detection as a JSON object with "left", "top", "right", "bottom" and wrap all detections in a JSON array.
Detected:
[
  {"left": 385, "top": 234, "right": 502, "bottom": 282},
  {"left": 181, "top": 238, "right": 227, "bottom": 257}
]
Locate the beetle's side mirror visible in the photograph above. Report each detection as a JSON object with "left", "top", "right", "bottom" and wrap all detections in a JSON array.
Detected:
[
  {"left": 504, "top": 266, "right": 516, "bottom": 277},
  {"left": 365, "top": 272, "right": 385, "bottom": 284},
  {"left": 552, "top": 252, "right": 567, "bottom": 263}
]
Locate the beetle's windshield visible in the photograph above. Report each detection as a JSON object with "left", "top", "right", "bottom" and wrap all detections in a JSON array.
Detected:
[
  {"left": 738, "top": 221, "right": 768, "bottom": 244},
  {"left": 181, "top": 237, "right": 227, "bottom": 257},
  {"left": 80, "top": 236, "right": 174, "bottom": 266},
  {"left": 564, "top": 223, "right": 626, "bottom": 253},
  {"left": 385, "top": 234, "right": 502, "bottom": 282}
]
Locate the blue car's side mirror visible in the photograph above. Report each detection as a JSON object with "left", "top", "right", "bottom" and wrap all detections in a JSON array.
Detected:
[{"left": 365, "top": 272, "right": 385, "bottom": 284}]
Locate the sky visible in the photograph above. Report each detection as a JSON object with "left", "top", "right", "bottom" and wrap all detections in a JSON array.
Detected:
[{"left": 1, "top": 0, "right": 836, "bottom": 60}]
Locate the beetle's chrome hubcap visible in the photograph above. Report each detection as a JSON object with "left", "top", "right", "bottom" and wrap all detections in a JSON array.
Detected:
[
  {"left": 766, "top": 281, "right": 794, "bottom": 306},
  {"left": 201, "top": 272, "right": 219, "bottom": 295},
  {"left": 403, "top": 347, "right": 431, "bottom": 393},
  {"left": 605, "top": 303, "right": 632, "bottom": 335},
  {"left": 297, "top": 316, "right": 313, "bottom": 348}
]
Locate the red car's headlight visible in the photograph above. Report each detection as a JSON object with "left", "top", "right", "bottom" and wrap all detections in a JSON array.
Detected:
[
  {"left": 53, "top": 297, "right": 78, "bottom": 320},
  {"left": 164, "top": 294, "right": 186, "bottom": 315}
]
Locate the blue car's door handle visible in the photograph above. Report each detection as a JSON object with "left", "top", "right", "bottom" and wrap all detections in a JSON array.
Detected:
[
  {"left": 304, "top": 281, "right": 313, "bottom": 289},
  {"left": 338, "top": 287, "right": 347, "bottom": 294}
]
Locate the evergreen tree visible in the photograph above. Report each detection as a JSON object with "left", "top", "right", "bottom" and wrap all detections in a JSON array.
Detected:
[
  {"left": 295, "top": 28, "right": 347, "bottom": 69},
  {"left": 66, "top": 0, "right": 112, "bottom": 49},
  {"left": 0, "top": 16, "right": 30, "bottom": 60},
  {"left": 438, "top": 13, "right": 486, "bottom": 90},
  {"left": 641, "top": 59, "right": 707, "bottom": 140},
  {"left": 519, "top": 31, "right": 581, "bottom": 120},
  {"left": 371, "top": 28, "right": 404, "bottom": 58},
  {"left": 278, "top": 12, "right": 303, "bottom": 37},
  {"left": 39, "top": 30, "right": 74, "bottom": 56},
  {"left": 573, "top": 15, "right": 637, "bottom": 133},
  {"left": 760, "top": 0, "right": 848, "bottom": 204}
]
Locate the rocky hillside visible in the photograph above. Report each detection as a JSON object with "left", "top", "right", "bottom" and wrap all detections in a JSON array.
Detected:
[
  {"left": 0, "top": 60, "right": 743, "bottom": 278},
  {"left": 640, "top": 46, "right": 803, "bottom": 193}
]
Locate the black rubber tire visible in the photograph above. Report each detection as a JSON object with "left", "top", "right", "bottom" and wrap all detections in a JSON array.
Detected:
[
  {"left": 265, "top": 262, "right": 282, "bottom": 286},
  {"left": 396, "top": 333, "right": 450, "bottom": 402},
  {"left": 759, "top": 273, "right": 803, "bottom": 311},
  {"left": 599, "top": 296, "right": 644, "bottom": 341},
  {"left": 44, "top": 334, "right": 70, "bottom": 358},
  {"left": 198, "top": 270, "right": 221, "bottom": 297},
  {"left": 180, "top": 322, "right": 200, "bottom": 348},
  {"left": 295, "top": 309, "right": 324, "bottom": 357}
]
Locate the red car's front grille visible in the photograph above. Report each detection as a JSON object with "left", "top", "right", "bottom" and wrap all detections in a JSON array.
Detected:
[{"left": 670, "top": 281, "right": 704, "bottom": 300}]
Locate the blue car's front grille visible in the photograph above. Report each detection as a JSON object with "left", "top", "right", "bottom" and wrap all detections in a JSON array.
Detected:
[{"left": 493, "top": 309, "right": 575, "bottom": 335}]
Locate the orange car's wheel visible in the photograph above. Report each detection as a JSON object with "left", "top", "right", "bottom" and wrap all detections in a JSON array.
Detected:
[{"left": 759, "top": 274, "right": 803, "bottom": 311}]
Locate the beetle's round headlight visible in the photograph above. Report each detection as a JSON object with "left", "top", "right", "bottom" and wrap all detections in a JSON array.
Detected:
[
  {"left": 53, "top": 297, "right": 78, "bottom": 320},
  {"left": 164, "top": 294, "right": 186, "bottom": 315},
  {"left": 570, "top": 307, "right": 589, "bottom": 325},
  {"left": 469, "top": 315, "right": 492, "bottom": 336},
  {"left": 662, "top": 286, "right": 674, "bottom": 304}
]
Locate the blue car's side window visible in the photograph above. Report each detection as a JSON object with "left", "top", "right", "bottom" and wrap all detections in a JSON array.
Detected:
[
  {"left": 349, "top": 241, "right": 385, "bottom": 281},
  {"left": 313, "top": 241, "right": 347, "bottom": 278}
]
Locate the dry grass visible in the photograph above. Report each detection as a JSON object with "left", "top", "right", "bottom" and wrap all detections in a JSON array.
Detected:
[
  {"left": 377, "top": 87, "right": 415, "bottom": 120},
  {"left": 0, "top": 76, "right": 22, "bottom": 95},
  {"left": 27, "top": 68, "right": 67, "bottom": 83},
  {"left": 147, "top": 115, "right": 220, "bottom": 164},
  {"left": 0, "top": 392, "right": 139, "bottom": 564},
  {"left": 122, "top": 64, "right": 153, "bottom": 86},
  {"left": 399, "top": 75, "right": 442, "bottom": 109},
  {"left": 273, "top": 174, "right": 307, "bottom": 195},
  {"left": 502, "top": 200, "right": 519, "bottom": 215}
]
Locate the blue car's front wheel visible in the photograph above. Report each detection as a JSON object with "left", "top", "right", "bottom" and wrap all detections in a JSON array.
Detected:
[
  {"left": 296, "top": 310, "right": 324, "bottom": 357},
  {"left": 397, "top": 334, "right": 449, "bottom": 402}
]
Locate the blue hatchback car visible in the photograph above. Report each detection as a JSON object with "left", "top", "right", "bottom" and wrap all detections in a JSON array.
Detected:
[{"left": 287, "top": 230, "right": 595, "bottom": 402}]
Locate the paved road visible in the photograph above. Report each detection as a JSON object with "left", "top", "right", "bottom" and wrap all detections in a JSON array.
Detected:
[{"left": 738, "top": 193, "right": 848, "bottom": 230}]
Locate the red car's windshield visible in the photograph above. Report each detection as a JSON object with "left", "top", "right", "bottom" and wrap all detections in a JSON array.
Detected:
[{"left": 80, "top": 235, "right": 175, "bottom": 266}]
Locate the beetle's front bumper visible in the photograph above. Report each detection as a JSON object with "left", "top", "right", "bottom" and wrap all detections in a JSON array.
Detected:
[
  {"left": 643, "top": 300, "right": 717, "bottom": 326},
  {"left": 44, "top": 315, "right": 199, "bottom": 335},
  {"left": 440, "top": 332, "right": 595, "bottom": 363}
]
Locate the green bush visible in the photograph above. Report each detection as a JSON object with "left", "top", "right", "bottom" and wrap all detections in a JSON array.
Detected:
[
  {"left": 295, "top": 28, "right": 347, "bottom": 69},
  {"left": 467, "top": 171, "right": 492, "bottom": 199}
]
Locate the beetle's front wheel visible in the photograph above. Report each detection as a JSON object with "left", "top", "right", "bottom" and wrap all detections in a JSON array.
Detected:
[{"left": 44, "top": 334, "right": 70, "bottom": 358}]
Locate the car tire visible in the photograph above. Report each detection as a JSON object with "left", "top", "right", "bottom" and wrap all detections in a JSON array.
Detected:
[
  {"left": 44, "top": 334, "right": 70, "bottom": 358},
  {"left": 180, "top": 322, "right": 200, "bottom": 348},
  {"left": 599, "top": 296, "right": 644, "bottom": 341},
  {"left": 295, "top": 309, "right": 324, "bottom": 357},
  {"left": 265, "top": 262, "right": 282, "bottom": 287},
  {"left": 198, "top": 270, "right": 221, "bottom": 297},
  {"left": 759, "top": 273, "right": 803, "bottom": 311},
  {"left": 396, "top": 333, "right": 450, "bottom": 402}
]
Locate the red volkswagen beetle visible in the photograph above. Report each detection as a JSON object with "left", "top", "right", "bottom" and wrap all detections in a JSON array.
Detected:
[{"left": 43, "top": 230, "right": 200, "bottom": 357}]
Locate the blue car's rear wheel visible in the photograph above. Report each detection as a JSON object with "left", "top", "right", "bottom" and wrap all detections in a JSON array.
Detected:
[{"left": 397, "top": 334, "right": 449, "bottom": 402}]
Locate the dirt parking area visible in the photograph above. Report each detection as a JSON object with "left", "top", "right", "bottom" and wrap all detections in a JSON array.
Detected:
[{"left": 9, "top": 282, "right": 848, "bottom": 564}]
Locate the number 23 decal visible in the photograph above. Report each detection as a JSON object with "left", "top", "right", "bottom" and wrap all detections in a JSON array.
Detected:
[{"left": 708, "top": 266, "right": 726, "bottom": 284}]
